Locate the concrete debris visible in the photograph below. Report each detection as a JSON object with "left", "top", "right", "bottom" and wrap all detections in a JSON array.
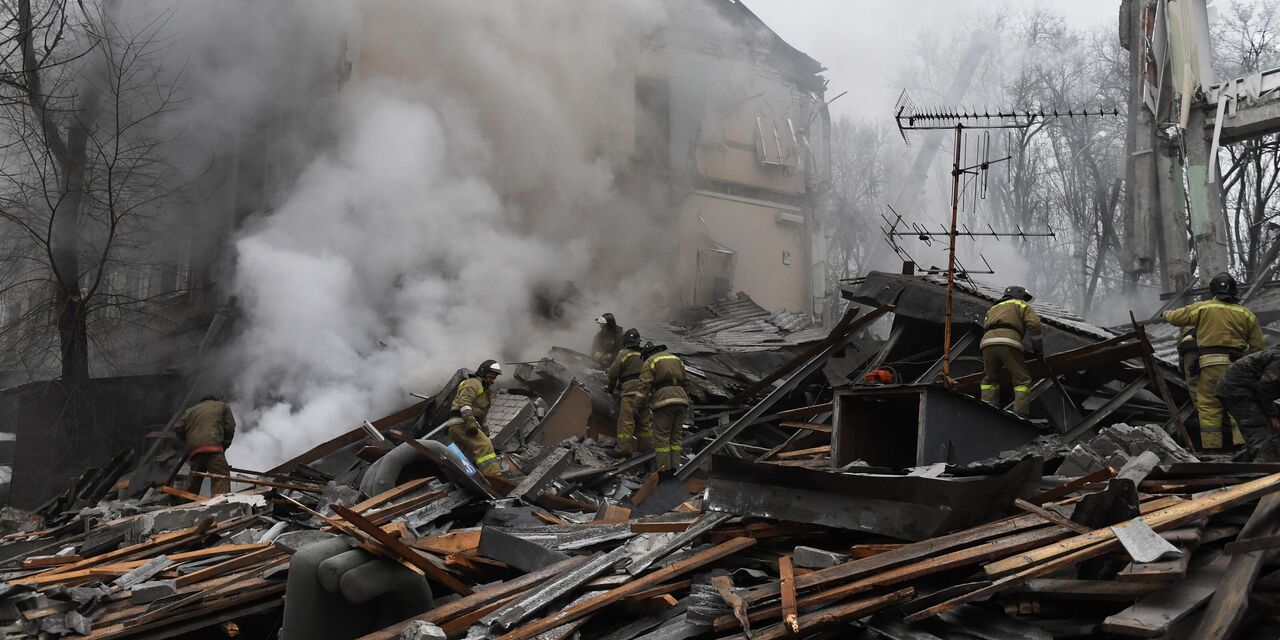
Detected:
[{"left": 400, "top": 621, "right": 447, "bottom": 640}]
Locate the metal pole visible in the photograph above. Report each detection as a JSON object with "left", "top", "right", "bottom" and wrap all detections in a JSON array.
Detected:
[{"left": 943, "top": 124, "right": 963, "bottom": 383}]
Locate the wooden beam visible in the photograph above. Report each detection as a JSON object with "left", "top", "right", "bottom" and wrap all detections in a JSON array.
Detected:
[
  {"left": 158, "top": 485, "right": 207, "bottom": 503},
  {"left": 332, "top": 504, "right": 473, "bottom": 596},
  {"left": 775, "top": 446, "right": 831, "bottom": 461},
  {"left": 775, "top": 404, "right": 833, "bottom": 421},
  {"left": 779, "top": 555, "right": 799, "bottom": 635},
  {"left": 407, "top": 530, "right": 481, "bottom": 556},
  {"left": 351, "top": 477, "right": 432, "bottom": 513},
  {"left": 1026, "top": 467, "right": 1116, "bottom": 505},
  {"left": 778, "top": 422, "right": 832, "bottom": 433},
  {"left": 1013, "top": 499, "right": 1091, "bottom": 534}
]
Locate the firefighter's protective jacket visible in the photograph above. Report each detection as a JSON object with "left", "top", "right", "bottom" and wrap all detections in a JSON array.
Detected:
[
  {"left": 1164, "top": 299, "right": 1263, "bottom": 356},
  {"left": 592, "top": 326, "right": 625, "bottom": 365},
  {"left": 450, "top": 377, "right": 492, "bottom": 434},
  {"left": 638, "top": 351, "right": 690, "bottom": 410},
  {"left": 981, "top": 298, "right": 1044, "bottom": 352},
  {"left": 173, "top": 399, "right": 236, "bottom": 456},
  {"left": 608, "top": 348, "right": 644, "bottom": 394}
]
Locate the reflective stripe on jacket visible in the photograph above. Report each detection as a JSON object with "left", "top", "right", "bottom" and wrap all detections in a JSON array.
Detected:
[
  {"left": 981, "top": 298, "right": 1043, "bottom": 350},
  {"left": 639, "top": 352, "right": 690, "bottom": 409}
]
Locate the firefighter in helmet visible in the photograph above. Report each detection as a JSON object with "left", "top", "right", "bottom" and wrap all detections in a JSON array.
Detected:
[
  {"left": 1165, "top": 272, "right": 1264, "bottom": 449},
  {"left": 446, "top": 359, "right": 503, "bottom": 477},
  {"left": 979, "top": 285, "right": 1043, "bottom": 417},
  {"left": 637, "top": 342, "right": 689, "bottom": 474},
  {"left": 591, "top": 313, "right": 625, "bottom": 367},
  {"left": 606, "top": 328, "right": 652, "bottom": 456}
]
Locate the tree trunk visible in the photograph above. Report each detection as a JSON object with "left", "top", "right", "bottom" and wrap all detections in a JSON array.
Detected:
[{"left": 57, "top": 291, "right": 89, "bottom": 381}]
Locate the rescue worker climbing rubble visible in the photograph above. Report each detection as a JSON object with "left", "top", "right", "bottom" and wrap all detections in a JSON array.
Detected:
[
  {"left": 637, "top": 342, "right": 689, "bottom": 474},
  {"left": 1164, "top": 272, "right": 1264, "bottom": 449},
  {"left": 446, "top": 360, "right": 503, "bottom": 478},
  {"left": 979, "top": 285, "right": 1043, "bottom": 417},
  {"left": 172, "top": 395, "right": 236, "bottom": 496},
  {"left": 607, "top": 329, "right": 652, "bottom": 456},
  {"left": 591, "top": 313, "right": 625, "bottom": 367},
  {"left": 1216, "top": 345, "right": 1280, "bottom": 462}
]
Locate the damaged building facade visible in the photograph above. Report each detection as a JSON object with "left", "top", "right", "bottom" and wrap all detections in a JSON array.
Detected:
[{"left": 355, "top": 0, "right": 834, "bottom": 320}]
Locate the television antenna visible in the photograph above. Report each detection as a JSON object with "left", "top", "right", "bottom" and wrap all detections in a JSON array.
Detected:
[{"left": 892, "top": 91, "right": 1118, "bottom": 384}]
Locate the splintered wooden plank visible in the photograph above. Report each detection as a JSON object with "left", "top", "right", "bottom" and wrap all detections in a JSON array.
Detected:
[
  {"left": 1102, "top": 554, "right": 1229, "bottom": 636},
  {"left": 1027, "top": 467, "right": 1116, "bottom": 505},
  {"left": 367, "top": 489, "right": 446, "bottom": 525},
  {"left": 21, "top": 555, "right": 82, "bottom": 569},
  {"left": 407, "top": 530, "right": 481, "bottom": 555},
  {"left": 158, "top": 485, "right": 208, "bottom": 503},
  {"left": 779, "top": 555, "right": 799, "bottom": 634},
  {"left": 631, "top": 473, "right": 661, "bottom": 506},
  {"left": 332, "top": 503, "right": 473, "bottom": 596},
  {"left": 497, "top": 537, "right": 757, "bottom": 640},
  {"left": 774, "top": 404, "right": 833, "bottom": 420},
  {"left": 351, "top": 477, "right": 432, "bottom": 513},
  {"left": 1014, "top": 499, "right": 1091, "bottom": 534},
  {"left": 775, "top": 446, "right": 831, "bottom": 460},
  {"left": 174, "top": 547, "right": 284, "bottom": 587},
  {"left": 779, "top": 422, "right": 832, "bottom": 433},
  {"left": 711, "top": 575, "right": 753, "bottom": 635}
]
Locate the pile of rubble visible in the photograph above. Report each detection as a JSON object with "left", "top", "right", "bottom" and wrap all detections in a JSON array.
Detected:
[{"left": 1, "top": 282, "right": 1279, "bottom": 639}]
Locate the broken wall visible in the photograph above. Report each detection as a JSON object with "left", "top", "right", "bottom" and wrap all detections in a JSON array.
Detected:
[{"left": 0, "top": 375, "right": 184, "bottom": 509}]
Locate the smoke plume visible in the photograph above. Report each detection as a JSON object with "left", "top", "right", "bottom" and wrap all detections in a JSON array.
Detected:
[{"left": 188, "top": 1, "right": 682, "bottom": 469}]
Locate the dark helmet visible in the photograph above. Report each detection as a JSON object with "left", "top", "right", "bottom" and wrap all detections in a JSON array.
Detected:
[
  {"left": 1002, "top": 285, "right": 1033, "bottom": 302},
  {"left": 200, "top": 394, "right": 221, "bottom": 403},
  {"left": 623, "top": 328, "right": 641, "bottom": 347},
  {"left": 642, "top": 342, "right": 667, "bottom": 359},
  {"left": 595, "top": 313, "right": 618, "bottom": 330},
  {"left": 476, "top": 359, "right": 502, "bottom": 378},
  {"left": 1209, "top": 272, "right": 1239, "bottom": 298}
]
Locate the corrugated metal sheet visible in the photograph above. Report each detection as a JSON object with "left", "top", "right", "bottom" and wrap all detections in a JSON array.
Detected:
[{"left": 636, "top": 295, "right": 821, "bottom": 356}]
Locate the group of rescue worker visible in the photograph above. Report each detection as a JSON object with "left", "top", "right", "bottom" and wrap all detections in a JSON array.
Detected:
[
  {"left": 979, "top": 272, "right": 1280, "bottom": 461},
  {"left": 170, "top": 274, "right": 1275, "bottom": 498},
  {"left": 439, "top": 312, "right": 691, "bottom": 480},
  {"left": 596, "top": 315, "right": 690, "bottom": 475}
]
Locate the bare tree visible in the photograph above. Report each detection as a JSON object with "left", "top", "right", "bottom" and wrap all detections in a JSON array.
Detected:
[{"left": 0, "top": 0, "right": 181, "bottom": 383}]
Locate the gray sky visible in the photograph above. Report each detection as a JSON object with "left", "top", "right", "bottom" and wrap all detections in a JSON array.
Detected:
[{"left": 745, "top": 0, "right": 1120, "bottom": 121}]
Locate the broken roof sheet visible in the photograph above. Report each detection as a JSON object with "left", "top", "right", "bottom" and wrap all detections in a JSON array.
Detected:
[{"left": 639, "top": 294, "right": 822, "bottom": 355}]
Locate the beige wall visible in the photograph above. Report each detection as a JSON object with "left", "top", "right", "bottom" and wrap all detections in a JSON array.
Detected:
[
  {"left": 680, "top": 190, "right": 808, "bottom": 312},
  {"left": 694, "top": 107, "right": 807, "bottom": 196}
]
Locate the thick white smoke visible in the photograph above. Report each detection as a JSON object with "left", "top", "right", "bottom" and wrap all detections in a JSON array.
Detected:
[{"left": 219, "top": 1, "right": 683, "bottom": 469}]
